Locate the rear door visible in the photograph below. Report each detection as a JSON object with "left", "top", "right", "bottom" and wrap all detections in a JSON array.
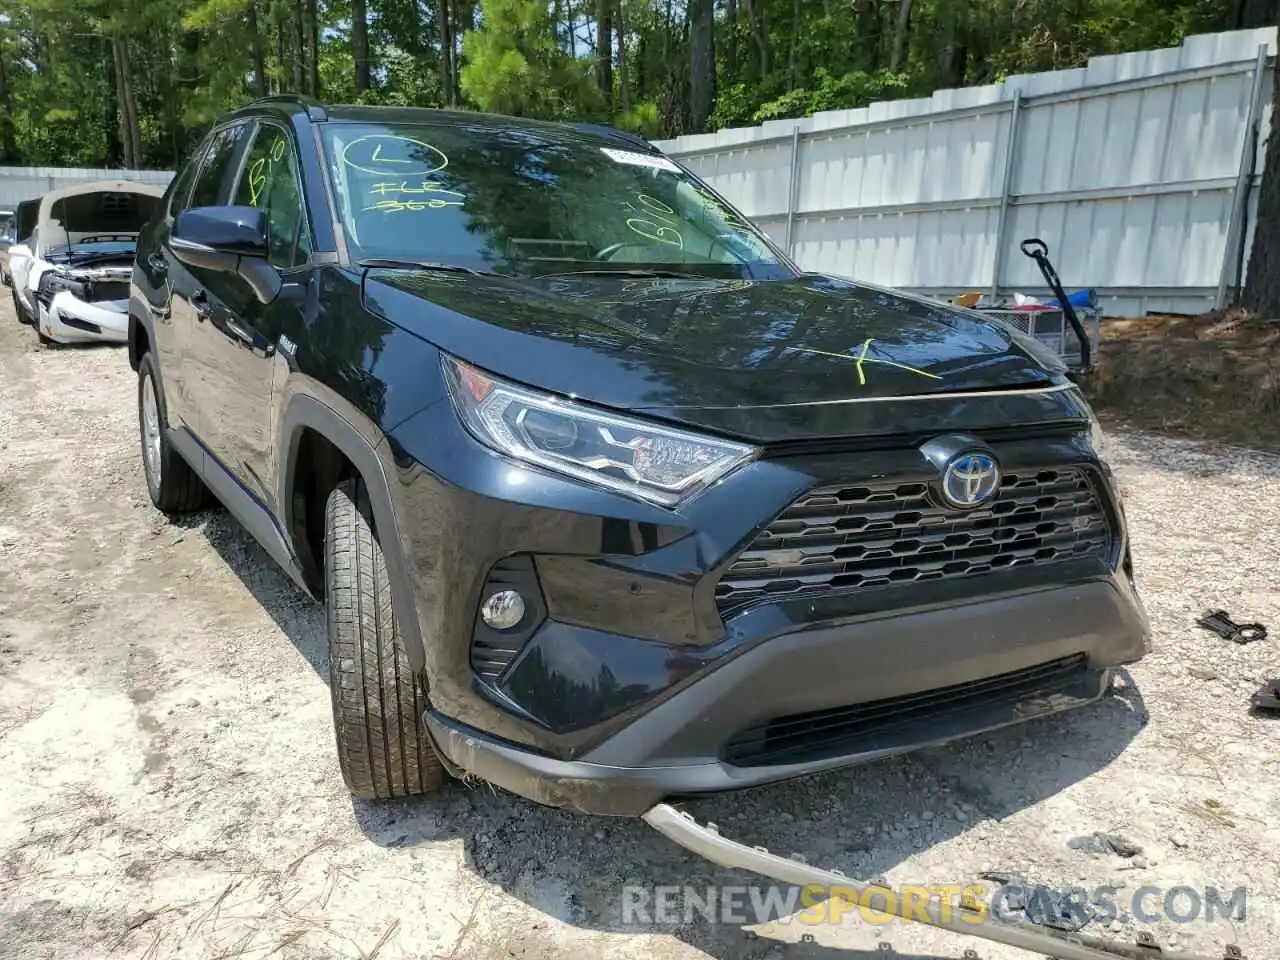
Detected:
[
  {"left": 185, "top": 119, "right": 315, "bottom": 508},
  {"left": 157, "top": 121, "right": 254, "bottom": 437}
]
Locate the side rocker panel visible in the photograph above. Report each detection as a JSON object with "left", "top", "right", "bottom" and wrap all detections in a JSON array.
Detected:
[{"left": 278, "top": 392, "right": 429, "bottom": 675}]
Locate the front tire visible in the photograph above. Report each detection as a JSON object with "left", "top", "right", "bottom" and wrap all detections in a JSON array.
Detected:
[
  {"left": 137, "top": 352, "right": 208, "bottom": 514},
  {"left": 326, "top": 477, "right": 444, "bottom": 800},
  {"left": 11, "top": 287, "right": 32, "bottom": 326}
]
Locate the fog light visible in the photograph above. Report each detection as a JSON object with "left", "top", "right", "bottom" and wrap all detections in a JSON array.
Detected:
[{"left": 480, "top": 589, "right": 526, "bottom": 630}]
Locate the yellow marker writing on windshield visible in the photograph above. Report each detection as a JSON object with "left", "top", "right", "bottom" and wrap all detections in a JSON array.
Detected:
[
  {"left": 363, "top": 198, "right": 464, "bottom": 213},
  {"left": 368, "top": 180, "right": 464, "bottom": 199},
  {"left": 372, "top": 143, "right": 411, "bottom": 164}
]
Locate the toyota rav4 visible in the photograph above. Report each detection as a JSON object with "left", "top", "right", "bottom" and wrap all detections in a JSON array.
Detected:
[{"left": 129, "top": 96, "right": 1150, "bottom": 816}]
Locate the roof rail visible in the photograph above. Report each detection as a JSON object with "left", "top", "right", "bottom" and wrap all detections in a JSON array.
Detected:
[
  {"left": 564, "top": 122, "right": 654, "bottom": 152},
  {"left": 245, "top": 94, "right": 328, "bottom": 121}
]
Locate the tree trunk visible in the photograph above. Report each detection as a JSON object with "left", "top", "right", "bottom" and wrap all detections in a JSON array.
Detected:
[
  {"left": 111, "top": 37, "right": 142, "bottom": 169},
  {"left": 743, "top": 0, "right": 768, "bottom": 79},
  {"left": 0, "top": 35, "right": 18, "bottom": 163},
  {"left": 616, "top": 3, "right": 629, "bottom": 114},
  {"left": 451, "top": 0, "right": 466, "bottom": 104},
  {"left": 246, "top": 6, "right": 269, "bottom": 98},
  {"left": 787, "top": 0, "right": 800, "bottom": 90},
  {"left": 937, "top": 0, "right": 969, "bottom": 88},
  {"left": 854, "top": 0, "right": 881, "bottom": 72},
  {"left": 308, "top": 0, "right": 321, "bottom": 96},
  {"left": 274, "top": 3, "right": 285, "bottom": 94},
  {"left": 293, "top": 0, "right": 305, "bottom": 92},
  {"left": 724, "top": 0, "right": 737, "bottom": 86},
  {"left": 1240, "top": 55, "right": 1280, "bottom": 314},
  {"left": 103, "top": 42, "right": 122, "bottom": 167},
  {"left": 688, "top": 0, "right": 715, "bottom": 132},
  {"left": 437, "top": 0, "right": 454, "bottom": 106},
  {"left": 111, "top": 40, "right": 131, "bottom": 169},
  {"left": 1235, "top": 0, "right": 1280, "bottom": 29},
  {"left": 122, "top": 41, "right": 143, "bottom": 167},
  {"left": 889, "top": 0, "right": 913, "bottom": 73},
  {"left": 352, "top": 0, "right": 371, "bottom": 94},
  {"left": 596, "top": 0, "right": 614, "bottom": 115}
]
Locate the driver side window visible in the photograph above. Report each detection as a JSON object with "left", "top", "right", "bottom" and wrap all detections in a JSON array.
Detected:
[{"left": 231, "top": 124, "right": 312, "bottom": 270}]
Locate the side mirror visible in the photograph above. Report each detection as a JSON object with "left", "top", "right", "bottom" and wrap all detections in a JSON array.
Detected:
[
  {"left": 174, "top": 205, "right": 268, "bottom": 260},
  {"left": 171, "top": 205, "right": 280, "bottom": 304}
]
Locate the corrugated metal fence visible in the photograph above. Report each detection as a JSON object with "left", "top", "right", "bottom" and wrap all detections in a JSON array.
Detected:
[
  {"left": 0, "top": 167, "right": 173, "bottom": 208},
  {"left": 2, "top": 26, "right": 1275, "bottom": 317},
  {"left": 653, "top": 26, "right": 1280, "bottom": 317}
]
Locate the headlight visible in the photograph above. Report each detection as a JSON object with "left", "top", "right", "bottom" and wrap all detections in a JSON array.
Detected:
[
  {"left": 39, "top": 270, "right": 83, "bottom": 299},
  {"left": 442, "top": 355, "right": 757, "bottom": 506}
]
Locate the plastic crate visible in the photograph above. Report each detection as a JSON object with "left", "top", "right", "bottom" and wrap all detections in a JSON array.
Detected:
[{"left": 972, "top": 306, "right": 1100, "bottom": 367}]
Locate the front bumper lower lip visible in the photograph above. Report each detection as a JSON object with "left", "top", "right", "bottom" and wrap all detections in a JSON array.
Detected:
[
  {"left": 425, "top": 576, "right": 1148, "bottom": 817},
  {"left": 426, "top": 668, "right": 1109, "bottom": 818},
  {"left": 428, "top": 680, "right": 1106, "bottom": 818}
]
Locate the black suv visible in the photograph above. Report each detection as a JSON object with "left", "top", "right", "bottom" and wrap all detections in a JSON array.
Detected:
[{"left": 129, "top": 96, "right": 1150, "bottom": 817}]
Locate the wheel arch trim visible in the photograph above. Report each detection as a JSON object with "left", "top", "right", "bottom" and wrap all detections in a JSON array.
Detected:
[{"left": 278, "top": 392, "right": 428, "bottom": 673}]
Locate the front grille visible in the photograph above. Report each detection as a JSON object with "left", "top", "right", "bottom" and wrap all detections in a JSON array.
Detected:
[
  {"left": 724, "top": 654, "right": 1094, "bottom": 766},
  {"left": 87, "top": 280, "right": 129, "bottom": 302},
  {"left": 716, "top": 467, "right": 1110, "bottom": 614}
]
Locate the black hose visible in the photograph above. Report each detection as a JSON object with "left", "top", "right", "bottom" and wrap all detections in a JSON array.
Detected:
[{"left": 1019, "top": 238, "right": 1092, "bottom": 372}]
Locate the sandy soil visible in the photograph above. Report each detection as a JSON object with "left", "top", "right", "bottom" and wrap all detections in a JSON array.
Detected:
[{"left": 0, "top": 299, "right": 1277, "bottom": 960}]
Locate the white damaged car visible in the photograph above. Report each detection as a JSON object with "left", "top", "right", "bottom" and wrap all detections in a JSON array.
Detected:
[{"left": 20, "top": 181, "right": 164, "bottom": 345}]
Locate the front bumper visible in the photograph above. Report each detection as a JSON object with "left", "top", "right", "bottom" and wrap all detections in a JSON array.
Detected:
[
  {"left": 39, "top": 293, "right": 129, "bottom": 343},
  {"left": 385, "top": 388, "right": 1150, "bottom": 816},
  {"left": 425, "top": 574, "right": 1146, "bottom": 816}
]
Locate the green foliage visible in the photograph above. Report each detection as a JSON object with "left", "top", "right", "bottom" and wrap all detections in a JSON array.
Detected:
[
  {"left": 460, "top": 0, "right": 603, "bottom": 120},
  {"left": 616, "top": 101, "right": 664, "bottom": 138},
  {"left": 0, "top": 0, "right": 1250, "bottom": 169},
  {"left": 715, "top": 69, "right": 910, "bottom": 128}
]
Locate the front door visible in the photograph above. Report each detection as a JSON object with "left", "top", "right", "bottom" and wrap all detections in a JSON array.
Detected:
[
  {"left": 159, "top": 121, "right": 254, "bottom": 434},
  {"left": 185, "top": 120, "right": 315, "bottom": 510}
]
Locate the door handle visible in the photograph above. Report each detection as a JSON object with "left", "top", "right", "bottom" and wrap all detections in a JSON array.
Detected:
[
  {"left": 224, "top": 317, "right": 256, "bottom": 347},
  {"left": 191, "top": 289, "right": 211, "bottom": 321}
]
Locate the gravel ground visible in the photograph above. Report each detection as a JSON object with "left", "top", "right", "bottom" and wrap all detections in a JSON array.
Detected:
[{"left": 0, "top": 298, "right": 1277, "bottom": 960}]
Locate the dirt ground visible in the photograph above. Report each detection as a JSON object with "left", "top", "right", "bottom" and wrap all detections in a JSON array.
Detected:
[
  {"left": 1, "top": 299, "right": 1278, "bottom": 960},
  {"left": 1085, "top": 309, "right": 1280, "bottom": 453}
]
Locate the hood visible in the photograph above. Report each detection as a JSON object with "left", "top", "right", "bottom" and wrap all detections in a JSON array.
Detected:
[
  {"left": 363, "top": 271, "right": 1073, "bottom": 439},
  {"left": 37, "top": 186, "right": 161, "bottom": 257}
]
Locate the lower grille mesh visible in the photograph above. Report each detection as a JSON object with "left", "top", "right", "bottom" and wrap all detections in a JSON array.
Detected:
[
  {"left": 724, "top": 654, "right": 1094, "bottom": 766},
  {"left": 716, "top": 467, "right": 1110, "bottom": 614}
]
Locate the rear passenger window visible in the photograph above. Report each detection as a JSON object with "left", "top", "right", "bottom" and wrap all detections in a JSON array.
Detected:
[
  {"left": 166, "top": 141, "right": 207, "bottom": 219},
  {"left": 189, "top": 123, "right": 251, "bottom": 209}
]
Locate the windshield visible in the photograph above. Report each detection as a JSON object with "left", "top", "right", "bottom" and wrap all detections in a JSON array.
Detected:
[{"left": 319, "top": 120, "right": 792, "bottom": 279}]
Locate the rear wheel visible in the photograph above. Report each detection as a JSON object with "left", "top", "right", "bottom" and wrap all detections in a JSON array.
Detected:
[
  {"left": 137, "top": 352, "right": 208, "bottom": 514},
  {"left": 325, "top": 477, "right": 444, "bottom": 800}
]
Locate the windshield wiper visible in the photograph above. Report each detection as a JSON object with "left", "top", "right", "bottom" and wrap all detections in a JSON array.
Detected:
[
  {"left": 358, "top": 257, "right": 488, "bottom": 276},
  {"left": 538, "top": 268, "right": 708, "bottom": 280}
]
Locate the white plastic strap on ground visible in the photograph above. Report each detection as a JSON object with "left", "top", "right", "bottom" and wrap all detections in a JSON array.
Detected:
[{"left": 642, "top": 803, "right": 1230, "bottom": 960}]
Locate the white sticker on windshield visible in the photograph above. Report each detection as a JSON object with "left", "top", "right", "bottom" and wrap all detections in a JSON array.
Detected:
[{"left": 600, "top": 147, "right": 681, "bottom": 172}]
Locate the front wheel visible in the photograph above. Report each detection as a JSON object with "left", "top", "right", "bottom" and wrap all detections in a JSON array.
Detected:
[
  {"left": 10, "top": 287, "right": 32, "bottom": 326},
  {"left": 325, "top": 477, "right": 445, "bottom": 800}
]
